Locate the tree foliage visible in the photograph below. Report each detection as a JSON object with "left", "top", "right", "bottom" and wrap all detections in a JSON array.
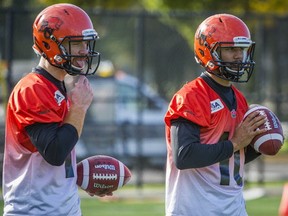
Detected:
[{"left": 2, "top": 0, "right": 288, "bottom": 15}]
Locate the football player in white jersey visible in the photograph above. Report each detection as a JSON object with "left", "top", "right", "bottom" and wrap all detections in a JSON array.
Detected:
[
  {"left": 2, "top": 3, "right": 110, "bottom": 216},
  {"left": 165, "top": 14, "right": 267, "bottom": 216}
]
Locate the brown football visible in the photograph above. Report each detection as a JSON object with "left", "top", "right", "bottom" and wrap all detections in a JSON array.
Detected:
[
  {"left": 76, "top": 155, "right": 132, "bottom": 194},
  {"left": 243, "top": 104, "right": 284, "bottom": 155}
]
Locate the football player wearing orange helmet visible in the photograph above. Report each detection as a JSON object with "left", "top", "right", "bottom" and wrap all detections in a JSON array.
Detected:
[
  {"left": 165, "top": 14, "right": 266, "bottom": 216},
  {"left": 2, "top": 4, "right": 107, "bottom": 216}
]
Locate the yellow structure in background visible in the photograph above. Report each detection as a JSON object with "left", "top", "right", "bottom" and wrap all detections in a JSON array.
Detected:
[{"left": 0, "top": 60, "right": 8, "bottom": 117}]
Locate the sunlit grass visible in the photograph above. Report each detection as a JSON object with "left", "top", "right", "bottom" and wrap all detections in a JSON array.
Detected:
[{"left": 0, "top": 183, "right": 285, "bottom": 216}]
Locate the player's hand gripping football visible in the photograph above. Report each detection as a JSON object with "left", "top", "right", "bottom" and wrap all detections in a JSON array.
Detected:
[
  {"left": 87, "top": 191, "right": 113, "bottom": 197},
  {"left": 230, "top": 111, "right": 267, "bottom": 152}
]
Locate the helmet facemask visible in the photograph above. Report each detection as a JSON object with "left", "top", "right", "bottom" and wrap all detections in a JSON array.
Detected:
[
  {"left": 52, "top": 33, "right": 100, "bottom": 76},
  {"left": 208, "top": 39, "right": 255, "bottom": 83}
]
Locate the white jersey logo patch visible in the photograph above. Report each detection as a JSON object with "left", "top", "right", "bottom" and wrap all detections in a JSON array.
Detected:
[
  {"left": 54, "top": 90, "right": 65, "bottom": 106},
  {"left": 210, "top": 99, "right": 224, "bottom": 113}
]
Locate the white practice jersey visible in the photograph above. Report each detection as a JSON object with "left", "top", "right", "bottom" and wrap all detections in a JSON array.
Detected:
[
  {"left": 3, "top": 72, "right": 81, "bottom": 215},
  {"left": 3, "top": 144, "right": 81, "bottom": 216},
  {"left": 164, "top": 76, "right": 249, "bottom": 216}
]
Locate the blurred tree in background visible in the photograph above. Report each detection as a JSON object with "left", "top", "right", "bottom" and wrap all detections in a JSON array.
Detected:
[
  {"left": 1, "top": 0, "right": 288, "bottom": 14},
  {"left": 1, "top": 0, "right": 288, "bottom": 111},
  {"left": 1, "top": 0, "right": 287, "bottom": 51}
]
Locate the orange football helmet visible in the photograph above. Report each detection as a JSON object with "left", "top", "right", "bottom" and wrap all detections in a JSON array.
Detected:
[
  {"left": 33, "top": 3, "right": 100, "bottom": 76},
  {"left": 194, "top": 14, "right": 255, "bottom": 82}
]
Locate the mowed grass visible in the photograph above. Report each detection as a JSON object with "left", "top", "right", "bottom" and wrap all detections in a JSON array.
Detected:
[
  {"left": 0, "top": 195, "right": 283, "bottom": 216},
  {"left": 80, "top": 196, "right": 282, "bottom": 216},
  {"left": 81, "top": 198, "right": 164, "bottom": 216},
  {"left": 0, "top": 185, "right": 284, "bottom": 216},
  {"left": 246, "top": 196, "right": 282, "bottom": 216}
]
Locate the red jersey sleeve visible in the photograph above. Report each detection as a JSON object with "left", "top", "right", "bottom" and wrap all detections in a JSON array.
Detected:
[
  {"left": 6, "top": 73, "right": 68, "bottom": 152},
  {"left": 11, "top": 82, "right": 67, "bottom": 127}
]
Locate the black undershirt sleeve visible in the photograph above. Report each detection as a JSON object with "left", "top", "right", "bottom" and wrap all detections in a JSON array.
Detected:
[
  {"left": 171, "top": 118, "right": 234, "bottom": 169},
  {"left": 25, "top": 123, "right": 79, "bottom": 166},
  {"left": 171, "top": 118, "right": 261, "bottom": 169},
  {"left": 244, "top": 144, "right": 261, "bottom": 164}
]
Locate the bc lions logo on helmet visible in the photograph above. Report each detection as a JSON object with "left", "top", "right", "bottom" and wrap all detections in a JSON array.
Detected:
[{"left": 39, "top": 16, "right": 63, "bottom": 39}]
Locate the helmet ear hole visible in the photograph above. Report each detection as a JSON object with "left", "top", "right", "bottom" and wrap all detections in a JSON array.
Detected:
[
  {"left": 43, "top": 41, "right": 50, "bottom": 49},
  {"left": 199, "top": 49, "right": 204, "bottom": 57}
]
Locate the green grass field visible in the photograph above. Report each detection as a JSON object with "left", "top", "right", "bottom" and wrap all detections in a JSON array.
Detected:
[
  {"left": 0, "top": 189, "right": 284, "bottom": 216},
  {"left": 0, "top": 195, "right": 282, "bottom": 216},
  {"left": 81, "top": 198, "right": 164, "bottom": 216},
  {"left": 79, "top": 195, "right": 282, "bottom": 216}
]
